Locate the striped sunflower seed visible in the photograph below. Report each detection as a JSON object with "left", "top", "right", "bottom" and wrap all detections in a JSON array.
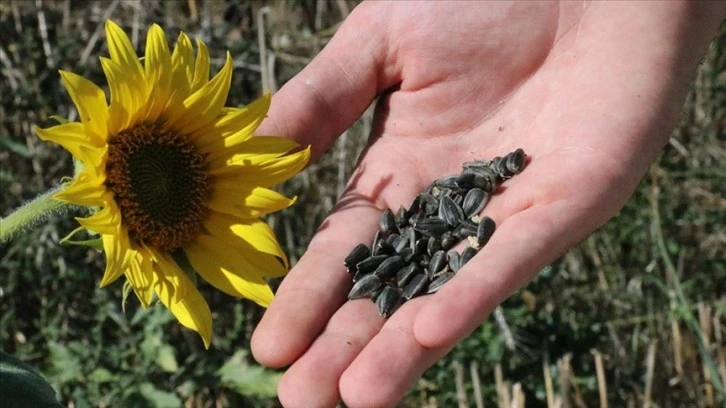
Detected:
[
  {"left": 344, "top": 243, "right": 370, "bottom": 272},
  {"left": 477, "top": 216, "right": 496, "bottom": 247},
  {"left": 427, "top": 272, "right": 455, "bottom": 294},
  {"left": 402, "top": 273, "right": 429, "bottom": 300},
  {"left": 439, "top": 195, "right": 465, "bottom": 227},
  {"left": 348, "top": 274, "right": 381, "bottom": 299},
  {"left": 376, "top": 285, "right": 402, "bottom": 317}
]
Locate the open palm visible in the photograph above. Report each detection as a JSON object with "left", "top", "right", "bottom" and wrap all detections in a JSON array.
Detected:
[{"left": 250, "top": 2, "right": 723, "bottom": 406}]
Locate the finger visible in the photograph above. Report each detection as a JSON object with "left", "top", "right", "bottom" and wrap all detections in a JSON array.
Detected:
[
  {"left": 276, "top": 298, "right": 384, "bottom": 407},
  {"left": 254, "top": 3, "right": 399, "bottom": 160},
  {"left": 338, "top": 298, "right": 452, "bottom": 408},
  {"left": 252, "top": 154, "right": 429, "bottom": 368},
  {"left": 413, "top": 153, "right": 615, "bottom": 349},
  {"left": 250, "top": 199, "right": 380, "bottom": 368}
]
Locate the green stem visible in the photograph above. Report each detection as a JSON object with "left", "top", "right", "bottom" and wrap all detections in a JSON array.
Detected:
[{"left": 0, "top": 186, "right": 74, "bottom": 244}]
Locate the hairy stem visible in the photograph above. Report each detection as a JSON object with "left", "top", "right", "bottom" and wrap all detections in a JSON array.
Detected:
[{"left": 0, "top": 186, "right": 73, "bottom": 244}]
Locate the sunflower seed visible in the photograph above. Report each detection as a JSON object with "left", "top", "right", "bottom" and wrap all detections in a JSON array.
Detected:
[
  {"left": 348, "top": 274, "right": 381, "bottom": 299},
  {"left": 455, "top": 172, "right": 476, "bottom": 190},
  {"left": 439, "top": 195, "right": 465, "bottom": 227},
  {"left": 396, "top": 263, "right": 422, "bottom": 287},
  {"left": 419, "top": 193, "right": 439, "bottom": 215},
  {"left": 462, "top": 188, "right": 489, "bottom": 218},
  {"left": 392, "top": 235, "right": 409, "bottom": 253},
  {"left": 373, "top": 255, "right": 405, "bottom": 279},
  {"left": 477, "top": 216, "right": 496, "bottom": 247},
  {"left": 460, "top": 246, "right": 477, "bottom": 267},
  {"left": 356, "top": 255, "right": 389, "bottom": 275},
  {"left": 435, "top": 175, "right": 459, "bottom": 189},
  {"left": 428, "top": 250, "right": 447, "bottom": 276},
  {"left": 376, "top": 286, "right": 402, "bottom": 317},
  {"left": 453, "top": 220, "right": 478, "bottom": 240},
  {"left": 371, "top": 286, "right": 385, "bottom": 302},
  {"left": 427, "top": 236, "right": 442, "bottom": 256},
  {"left": 505, "top": 148, "right": 526, "bottom": 174},
  {"left": 395, "top": 205, "right": 409, "bottom": 227},
  {"left": 440, "top": 231, "right": 456, "bottom": 250},
  {"left": 414, "top": 238, "right": 428, "bottom": 256},
  {"left": 427, "top": 272, "right": 455, "bottom": 294},
  {"left": 398, "top": 247, "right": 415, "bottom": 263},
  {"left": 415, "top": 218, "right": 450, "bottom": 237},
  {"left": 448, "top": 250, "right": 461, "bottom": 273},
  {"left": 408, "top": 212, "right": 424, "bottom": 227},
  {"left": 402, "top": 273, "right": 429, "bottom": 300},
  {"left": 379, "top": 208, "right": 398, "bottom": 237},
  {"left": 373, "top": 239, "right": 396, "bottom": 256},
  {"left": 344, "top": 244, "right": 370, "bottom": 272}
]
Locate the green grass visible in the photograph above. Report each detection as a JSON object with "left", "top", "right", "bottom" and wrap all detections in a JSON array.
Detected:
[{"left": 1, "top": 1, "right": 724, "bottom": 407}]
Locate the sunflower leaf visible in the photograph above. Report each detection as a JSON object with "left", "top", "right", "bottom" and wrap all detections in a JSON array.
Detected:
[{"left": 0, "top": 350, "right": 63, "bottom": 408}]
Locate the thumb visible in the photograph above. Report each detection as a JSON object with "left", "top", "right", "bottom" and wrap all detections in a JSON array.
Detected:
[{"left": 255, "top": 3, "right": 398, "bottom": 160}]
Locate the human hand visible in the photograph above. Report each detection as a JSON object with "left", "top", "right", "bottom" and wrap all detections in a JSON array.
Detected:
[{"left": 250, "top": 1, "right": 725, "bottom": 406}]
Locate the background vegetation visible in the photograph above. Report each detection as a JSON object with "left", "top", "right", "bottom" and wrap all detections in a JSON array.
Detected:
[{"left": 1, "top": 1, "right": 724, "bottom": 407}]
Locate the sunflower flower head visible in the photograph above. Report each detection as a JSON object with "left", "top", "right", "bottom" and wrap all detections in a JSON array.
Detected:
[{"left": 36, "top": 20, "right": 310, "bottom": 348}]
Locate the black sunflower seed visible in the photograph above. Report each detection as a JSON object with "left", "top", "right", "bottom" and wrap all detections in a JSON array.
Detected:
[
  {"left": 373, "top": 255, "right": 405, "bottom": 279},
  {"left": 402, "top": 273, "right": 429, "bottom": 300},
  {"left": 379, "top": 208, "right": 398, "bottom": 237},
  {"left": 396, "top": 263, "right": 422, "bottom": 287},
  {"left": 376, "top": 286, "right": 402, "bottom": 317},
  {"left": 439, "top": 195, "right": 465, "bottom": 227},
  {"left": 428, "top": 250, "right": 447, "bottom": 276},
  {"left": 505, "top": 148, "right": 526, "bottom": 174},
  {"left": 447, "top": 250, "right": 461, "bottom": 273},
  {"left": 460, "top": 246, "right": 477, "bottom": 267},
  {"left": 395, "top": 205, "right": 409, "bottom": 227},
  {"left": 344, "top": 243, "right": 370, "bottom": 272},
  {"left": 419, "top": 193, "right": 439, "bottom": 215},
  {"left": 356, "top": 255, "right": 389, "bottom": 275},
  {"left": 348, "top": 274, "right": 381, "bottom": 299},
  {"left": 462, "top": 188, "right": 489, "bottom": 218},
  {"left": 455, "top": 172, "right": 476, "bottom": 190},
  {"left": 427, "top": 236, "right": 442, "bottom": 256},
  {"left": 414, "top": 218, "right": 450, "bottom": 237},
  {"left": 427, "top": 272, "right": 455, "bottom": 294},
  {"left": 477, "top": 216, "right": 496, "bottom": 247},
  {"left": 440, "top": 231, "right": 456, "bottom": 251}
]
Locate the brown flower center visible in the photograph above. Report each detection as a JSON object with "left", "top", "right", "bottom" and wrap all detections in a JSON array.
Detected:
[{"left": 105, "top": 123, "right": 209, "bottom": 251}]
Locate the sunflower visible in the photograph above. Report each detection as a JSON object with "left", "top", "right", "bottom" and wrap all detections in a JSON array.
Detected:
[{"left": 35, "top": 20, "right": 310, "bottom": 348}]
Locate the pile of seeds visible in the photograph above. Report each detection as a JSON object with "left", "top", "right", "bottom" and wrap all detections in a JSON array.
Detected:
[{"left": 344, "top": 148, "right": 528, "bottom": 317}]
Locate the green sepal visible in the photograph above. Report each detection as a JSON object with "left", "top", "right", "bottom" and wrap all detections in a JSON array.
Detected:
[
  {"left": 122, "top": 281, "right": 134, "bottom": 313},
  {"left": 49, "top": 115, "right": 70, "bottom": 125},
  {"left": 60, "top": 225, "right": 103, "bottom": 251},
  {"left": 0, "top": 350, "right": 64, "bottom": 408},
  {"left": 170, "top": 250, "right": 198, "bottom": 287}
]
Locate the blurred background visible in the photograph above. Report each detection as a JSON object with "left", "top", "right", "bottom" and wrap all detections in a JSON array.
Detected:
[{"left": 0, "top": 1, "right": 724, "bottom": 407}]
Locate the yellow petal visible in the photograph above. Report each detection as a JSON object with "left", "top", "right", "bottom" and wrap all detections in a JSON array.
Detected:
[
  {"left": 105, "top": 20, "right": 144, "bottom": 85},
  {"left": 203, "top": 213, "right": 288, "bottom": 269},
  {"left": 100, "top": 57, "right": 147, "bottom": 134},
  {"left": 207, "top": 182, "right": 295, "bottom": 219},
  {"left": 206, "top": 135, "right": 300, "bottom": 169},
  {"left": 126, "top": 251, "right": 154, "bottom": 308},
  {"left": 75, "top": 204, "right": 120, "bottom": 235},
  {"left": 192, "top": 93, "right": 271, "bottom": 150},
  {"left": 209, "top": 145, "right": 311, "bottom": 188},
  {"left": 99, "top": 224, "right": 136, "bottom": 287},
  {"left": 35, "top": 122, "right": 105, "bottom": 169},
  {"left": 185, "top": 236, "right": 276, "bottom": 306},
  {"left": 152, "top": 258, "right": 212, "bottom": 348},
  {"left": 59, "top": 70, "right": 109, "bottom": 144},
  {"left": 166, "top": 52, "right": 233, "bottom": 134},
  {"left": 164, "top": 32, "right": 194, "bottom": 120},
  {"left": 143, "top": 24, "right": 172, "bottom": 122},
  {"left": 53, "top": 170, "right": 108, "bottom": 207},
  {"left": 190, "top": 39, "right": 210, "bottom": 93}
]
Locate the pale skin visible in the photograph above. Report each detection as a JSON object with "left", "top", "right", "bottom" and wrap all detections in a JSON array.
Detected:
[{"left": 250, "top": 1, "right": 726, "bottom": 407}]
